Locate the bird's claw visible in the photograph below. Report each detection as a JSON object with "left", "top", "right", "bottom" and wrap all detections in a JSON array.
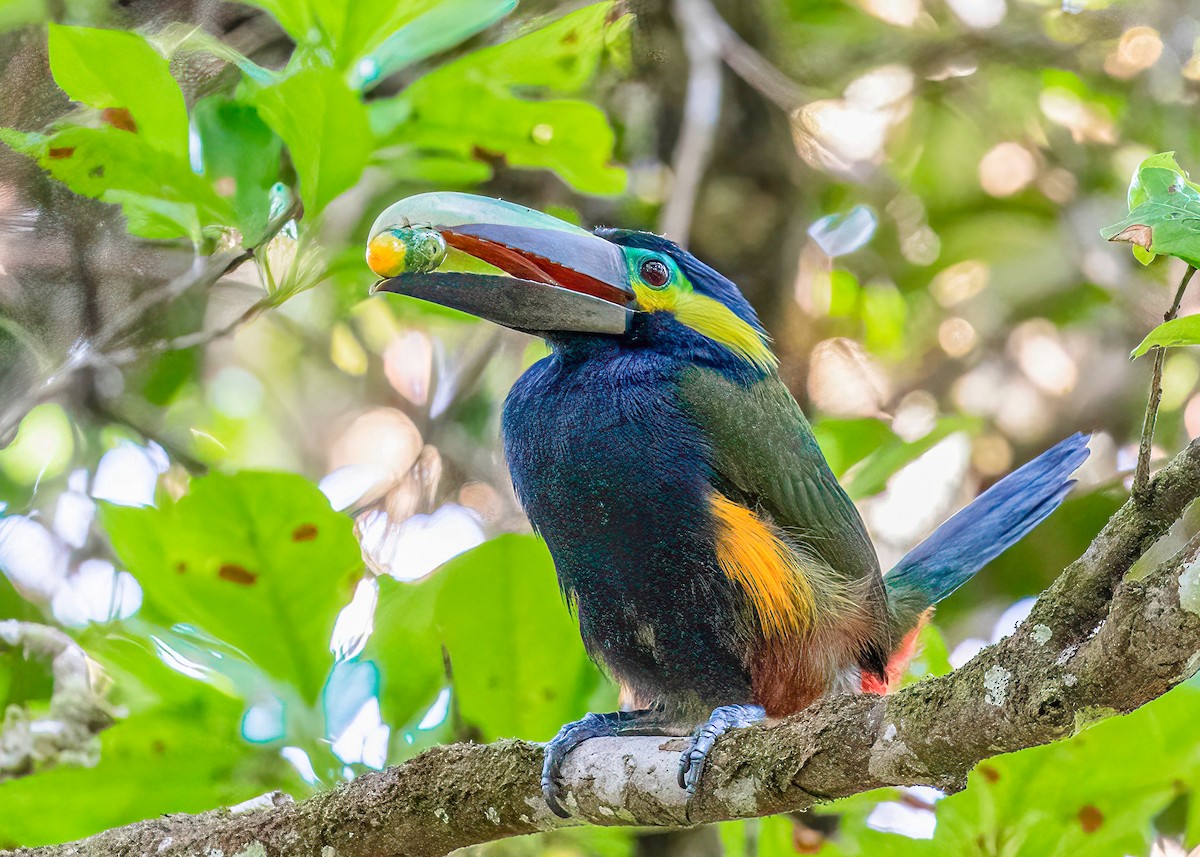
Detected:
[
  {"left": 677, "top": 704, "right": 765, "bottom": 795},
  {"left": 541, "top": 711, "right": 621, "bottom": 818}
]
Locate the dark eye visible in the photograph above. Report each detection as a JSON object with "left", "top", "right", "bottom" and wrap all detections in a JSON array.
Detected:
[{"left": 639, "top": 258, "right": 671, "bottom": 288}]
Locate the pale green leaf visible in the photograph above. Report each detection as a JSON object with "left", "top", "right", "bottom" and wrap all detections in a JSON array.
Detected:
[
  {"left": 374, "top": 2, "right": 629, "bottom": 195},
  {"left": 811, "top": 417, "right": 895, "bottom": 478},
  {"left": 47, "top": 24, "right": 189, "bottom": 154},
  {"left": 1103, "top": 162, "right": 1200, "bottom": 268},
  {"left": 98, "top": 471, "right": 362, "bottom": 703},
  {"left": 235, "top": 0, "right": 444, "bottom": 72},
  {"left": 349, "top": 0, "right": 516, "bottom": 90},
  {"left": 307, "top": 0, "right": 440, "bottom": 70},
  {"left": 192, "top": 96, "right": 283, "bottom": 244},
  {"left": 842, "top": 417, "right": 981, "bottom": 500},
  {"left": 1127, "top": 151, "right": 1200, "bottom": 210},
  {"left": 1130, "top": 313, "right": 1200, "bottom": 358},
  {"left": 251, "top": 67, "right": 373, "bottom": 217},
  {"left": 1, "top": 125, "right": 233, "bottom": 240},
  {"left": 105, "top": 191, "right": 201, "bottom": 242}
]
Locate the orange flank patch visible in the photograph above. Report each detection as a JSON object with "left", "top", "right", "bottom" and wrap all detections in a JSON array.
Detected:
[{"left": 710, "top": 493, "right": 814, "bottom": 638}]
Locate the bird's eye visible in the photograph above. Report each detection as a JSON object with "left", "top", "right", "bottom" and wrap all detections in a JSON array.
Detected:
[{"left": 639, "top": 258, "right": 671, "bottom": 288}]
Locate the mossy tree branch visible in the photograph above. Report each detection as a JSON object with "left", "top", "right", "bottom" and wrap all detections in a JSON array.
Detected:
[
  {"left": 0, "top": 621, "right": 114, "bottom": 782},
  {"left": 5, "top": 439, "right": 1200, "bottom": 857}
]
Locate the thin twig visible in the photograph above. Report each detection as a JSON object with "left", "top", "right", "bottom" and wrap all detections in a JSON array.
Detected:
[
  {"left": 660, "top": 0, "right": 807, "bottom": 244},
  {"left": 1133, "top": 264, "right": 1196, "bottom": 496},
  {"left": 0, "top": 201, "right": 299, "bottom": 444},
  {"left": 702, "top": 9, "right": 806, "bottom": 111},
  {"left": 660, "top": 0, "right": 725, "bottom": 245}
]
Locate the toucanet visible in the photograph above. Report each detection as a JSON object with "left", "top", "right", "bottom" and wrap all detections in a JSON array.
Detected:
[{"left": 365, "top": 193, "right": 1090, "bottom": 816}]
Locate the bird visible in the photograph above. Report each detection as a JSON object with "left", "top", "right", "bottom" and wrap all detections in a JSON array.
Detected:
[{"left": 364, "top": 192, "right": 1090, "bottom": 817}]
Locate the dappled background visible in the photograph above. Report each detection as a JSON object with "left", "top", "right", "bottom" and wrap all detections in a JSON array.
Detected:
[{"left": 1, "top": 0, "right": 1200, "bottom": 854}]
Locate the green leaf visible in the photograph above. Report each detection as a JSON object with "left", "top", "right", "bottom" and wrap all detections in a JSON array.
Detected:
[
  {"left": 236, "top": 0, "right": 446, "bottom": 73},
  {"left": 898, "top": 621, "right": 951, "bottom": 687},
  {"left": 374, "top": 3, "right": 629, "bottom": 195},
  {"left": 349, "top": 0, "right": 516, "bottom": 91},
  {"left": 192, "top": 96, "right": 283, "bottom": 244},
  {"left": 47, "top": 24, "right": 189, "bottom": 154},
  {"left": 917, "top": 684, "right": 1200, "bottom": 856},
  {"left": 308, "top": 0, "right": 441, "bottom": 70},
  {"left": 0, "top": 638, "right": 54, "bottom": 711},
  {"left": 98, "top": 471, "right": 362, "bottom": 704},
  {"left": 1130, "top": 313, "right": 1200, "bottom": 358},
  {"left": 446, "top": 2, "right": 631, "bottom": 93},
  {"left": 230, "top": 0, "right": 314, "bottom": 49},
  {"left": 0, "top": 570, "right": 39, "bottom": 623},
  {"left": 0, "top": 125, "right": 233, "bottom": 240},
  {"left": 0, "top": 688, "right": 301, "bottom": 848},
  {"left": 365, "top": 534, "right": 609, "bottom": 745},
  {"left": 1102, "top": 160, "right": 1200, "bottom": 268},
  {"left": 359, "top": 577, "right": 445, "bottom": 741},
  {"left": 1127, "top": 152, "right": 1200, "bottom": 210},
  {"left": 251, "top": 67, "right": 373, "bottom": 217},
  {"left": 104, "top": 191, "right": 201, "bottom": 240}
]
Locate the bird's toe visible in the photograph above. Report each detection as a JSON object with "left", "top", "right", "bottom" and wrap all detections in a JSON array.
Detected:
[{"left": 677, "top": 704, "right": 765, "bottom": 795}]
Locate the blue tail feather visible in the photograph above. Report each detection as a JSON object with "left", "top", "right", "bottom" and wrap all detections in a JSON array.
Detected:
[{"left": 885, "top": 432, "right": 1091, "bottom": 626}]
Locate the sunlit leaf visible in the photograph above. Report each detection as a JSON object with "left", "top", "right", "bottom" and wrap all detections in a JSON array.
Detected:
[
  {"left": 0, "top": 570, "right": 39, "bottom": 623},
  {"left": 898, "top": 622, "right": 951, "bottom": 687},
  {"left": 373, "top": 3, "right": 629, "bottom": 195},
  {"left": 235, "top": 0, "right": 445, "bottom": 73},
  {"left": 1130, "top": 313, "right": 1200, "bottom": 358},
  {"left": 349, "top": 0, "right": 516, "bottom": 90},
  {"left": 812, "top": 417, "right": 895, "bottom": 478},
  {"left": 98, "top": 472, "right": 362, "bottom": 703},
  {"left": 0, "top": 125, "right": 233, "bottom": 241},
  {"left": 47, "top": 24, "right": 189, "bottom": 154},
  {"left": 924, "top": 685, "right": 1200, "bottom": 856},
  {"left": 251, "top": 67, "right": 373, "bottom": 217}
]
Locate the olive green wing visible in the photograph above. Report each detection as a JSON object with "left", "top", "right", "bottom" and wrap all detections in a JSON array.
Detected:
[{"left": 677, "top": 366, "right": 881, "bottom": 585}]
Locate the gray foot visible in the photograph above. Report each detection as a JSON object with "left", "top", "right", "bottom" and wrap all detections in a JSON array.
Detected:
[
  {"left": 677, "top": 704, "right": 765, "bottom": 795},
  {"left": 542, "top": 709, "right": 656, "bottom": 818}
]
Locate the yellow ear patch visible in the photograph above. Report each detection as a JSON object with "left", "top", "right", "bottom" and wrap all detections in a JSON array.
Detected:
[
  {"left": 674, "top": 294, "right": 777, "bottom": 371},
  {"left": 633, "top": 285, "right": 777, "bottom": 371},
  {"left": 710, "top": 494, "right": 814, "bottom": 638}
]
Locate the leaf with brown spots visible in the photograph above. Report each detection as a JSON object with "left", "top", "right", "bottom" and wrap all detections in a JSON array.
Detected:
[
  {"left": 101, "top": 107, "right": 137, "bottom": 133},
  {"left": 291, "top": 523, "right": 318, "bottom": 542},
  {"left": 1078, "top": 804, "right": 1103, "bottom": 833},
  {"left": 99, "top": 470, "right": 361, "bottom": 703},
  {"left": 218, "top": 564, "right": 258, "bottom": 586},
  {"left": 1101, "top": 160, "right": 1200, "bottom": 268}
]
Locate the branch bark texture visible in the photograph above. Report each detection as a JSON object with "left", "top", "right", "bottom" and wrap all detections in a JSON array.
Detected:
[
  {"left": 0, "top": 621, "right": 113, "bottom": 782},
  {"left": 6, "top": 439, "right": 1200, "bottom": 857}
]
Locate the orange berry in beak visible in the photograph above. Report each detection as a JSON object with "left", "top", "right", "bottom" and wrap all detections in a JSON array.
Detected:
[{"left": 366, "top": 227, "right": 447, "bottom": 279}]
